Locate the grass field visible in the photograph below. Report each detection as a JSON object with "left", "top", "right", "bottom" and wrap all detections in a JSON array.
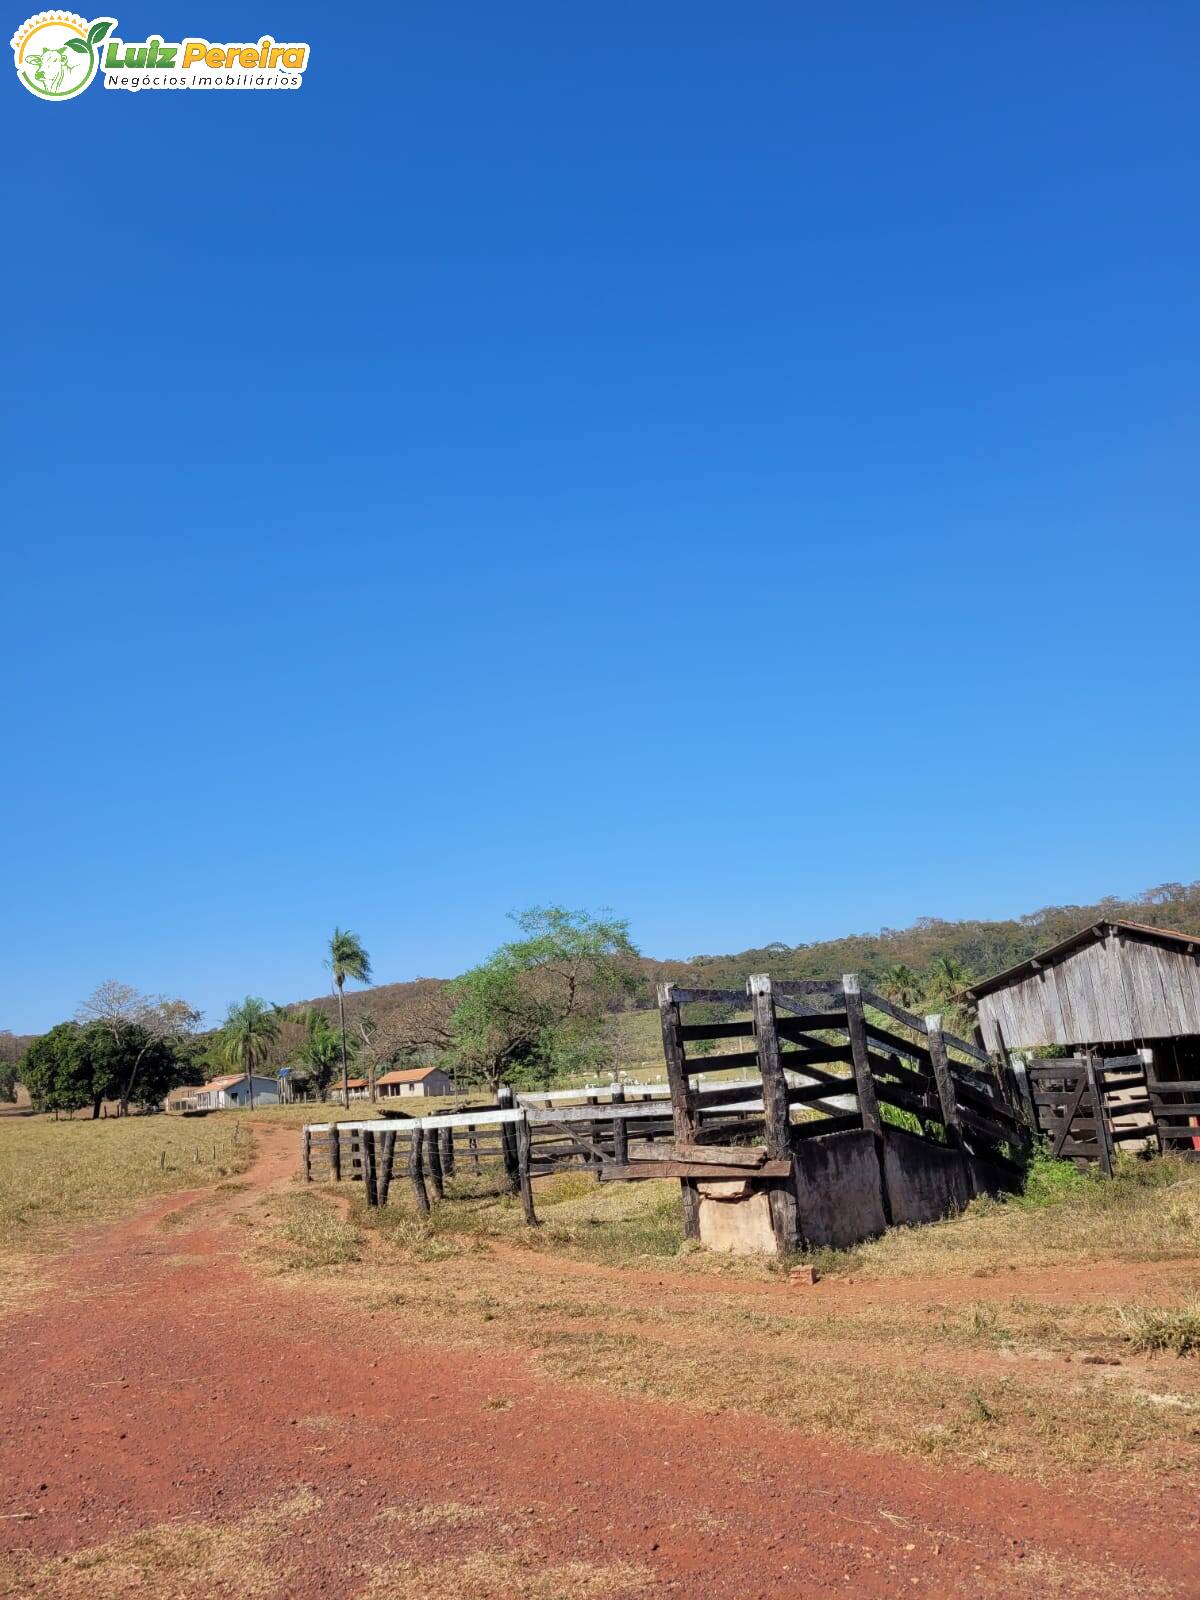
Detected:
[{"left": 0, "top": 1114, "right": 253, "bottom": 1312}]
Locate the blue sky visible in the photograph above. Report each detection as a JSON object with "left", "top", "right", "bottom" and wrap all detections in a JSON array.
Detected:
[{"left": 3, "top": 4, "right": 1197, "bottom": 1032}]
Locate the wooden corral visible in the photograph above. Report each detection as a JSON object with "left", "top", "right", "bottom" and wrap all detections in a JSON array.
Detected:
[{"left": 302, "top": 970, "right": 1029, "bottom": 1256}]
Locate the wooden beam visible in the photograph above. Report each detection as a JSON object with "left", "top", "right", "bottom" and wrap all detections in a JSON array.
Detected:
[
  {"left": 628, "top": 1141, "right": 767, "bottom": 1168},
  {"left": 659, "top": 983, "right": 700, "bottom": 1239},
  {"left": 845, "top": 973, "right": 891, "bottom": 1224},
  {"left": 600, "top": 1159, "right": 793, "bottom": 1182},
  {"left": 749, "top": 973, "right": 800, "bottom": 1251},
  {"left": 515, "top": 1114, "right": 539, "bottom": 1225},
  {"left": 408, "top": 1128, "right": 430, "bottom": 1217}
]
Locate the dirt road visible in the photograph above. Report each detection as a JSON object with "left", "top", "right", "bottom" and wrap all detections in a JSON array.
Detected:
[{"left": 1, "top": 1124, "right": 1194, "bottom": 1598}]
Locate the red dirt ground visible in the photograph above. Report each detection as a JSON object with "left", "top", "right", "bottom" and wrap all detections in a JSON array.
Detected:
[{"left": 1, "top": 1124, "right": 1196, "bottom": 1599}]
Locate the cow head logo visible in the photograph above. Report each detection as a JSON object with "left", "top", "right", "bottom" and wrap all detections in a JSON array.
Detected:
[{"left": 11, "top": 12, "right": 114, "bottom": 100}]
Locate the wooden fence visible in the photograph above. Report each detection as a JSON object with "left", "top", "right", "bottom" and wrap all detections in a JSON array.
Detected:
[{"left": 1019, "top": 1050, "right": 1200, "bottom": 1172}]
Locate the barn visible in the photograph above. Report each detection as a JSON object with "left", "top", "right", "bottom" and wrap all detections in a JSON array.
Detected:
[
  {"left": 191, "top": 1073, "right": 280, "bottom": 1110},
  {"left": 966, "top": 920, "right": 1200, "bottom": 1079}
]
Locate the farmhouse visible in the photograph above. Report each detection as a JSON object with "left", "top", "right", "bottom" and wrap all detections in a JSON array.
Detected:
[
  {"left": 377, "top": 1066, "right": 450, "bottom": 1100},
  {"left": 191, "top": 1073, "right": 280, "bottom": 1110},
  {"left": 965, "top": 920, "right": 1200, "bottom": 1081}
]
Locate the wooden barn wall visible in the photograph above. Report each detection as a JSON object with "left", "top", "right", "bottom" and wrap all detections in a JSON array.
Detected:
[{"left": 978, "top": 935, "right": 1200, "bottom": 1050}]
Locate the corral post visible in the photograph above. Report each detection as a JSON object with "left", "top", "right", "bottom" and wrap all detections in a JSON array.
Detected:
[
  {"left": 408, "top": 1128, "right": 430, "bottom": 1216},
  {"left": 1142, "top": 1047, "right": 1166, "bottom": 1155},
  {"left": 925, "top": 1015, "right": 973, "bottom": 1192},
  {"left": 427, "top": 1128, "right": 445, "bottom": 1200},
  {"left": 377, "top": 1130, "right": 397, "bottom": 1206},
  {"left": 1084, "top": 1051, "right": 1115, "bottom": 1178},
  {"left": 497, "top": 1084, "right": 520, "bottom": 1195},
  {"left": 658, "top": 983, "right": 700, "bottom": 1239},
  {"left": 440, "top": 1126, "right": 455, "bottom": 1178},
  {"left": 515, "top": 1112, "right": 539, "bottom": 1225},
  {"left": 844, "top": 974, "right": 892, "bottom": 1224},
  {"left": 363, "top": 1129, "right": 379, "bottom": 1207},
  {"left": 330, "top": 1125, "right": 342, "bottom": 1183},
  {"left": 468, "top": 1123, "right": 481, "bottom": 1173},
  {"left": 748, "top": 974, "right": 801, "bottom": 1251},
  {"left": 611, "top": 1081, "right": 628, "bottom": 1167},
  {"left": 302, "top": 1128, "right": 312, "bottom": 1182}
]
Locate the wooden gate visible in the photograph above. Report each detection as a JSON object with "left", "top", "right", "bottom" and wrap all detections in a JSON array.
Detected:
[{"left": 1022, "top": 1053, "right": 1155, "bottom": 1174}]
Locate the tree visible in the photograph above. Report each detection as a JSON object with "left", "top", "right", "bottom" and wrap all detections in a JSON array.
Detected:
[
  {"left": 880, "top": 963, "right": 923, "bottom": 1010},
  {"left": 447, "top": 906, "right": 640, "bottom": 1090},
  {"left": 326, "top": 928, "right": 372, "bottom": 1106},
  {"left": 291, "top": 1008, "right": 342, "bottom": 1101},
  {"left": 21, "top": 1024, "right": 93, "bottom": 1117},
  {"left": 76, "top": 982, "right": 202, "bottom": 1116},
  {"left": 220, "top": 997, "right": 281, "bottom": 1109}
]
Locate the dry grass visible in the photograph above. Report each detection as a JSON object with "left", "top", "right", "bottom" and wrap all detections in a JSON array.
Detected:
[
  {"left": 811, "top": 1154, "right": 1200, "bottom": 1280},
  {"left": 1119, "top": 1302, "right": 1200, "bottom": 1357},
  {"left": 0, "top": 1115, "right": 252, "bottom": 1256},
  {"left": 0, "top": 1488, "right": 318, "bottom": 1599},
  {"left": 363, "top": 1550, "right": 649, "bottom": 1600}
]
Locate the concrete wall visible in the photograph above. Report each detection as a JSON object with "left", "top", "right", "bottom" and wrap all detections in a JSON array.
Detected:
[
  {"left": 793, "top": 1130, "right": 887, "bottom": 1249},
  {"left": 882, "top": 1126, "right": 971, "bottom": 1227}
]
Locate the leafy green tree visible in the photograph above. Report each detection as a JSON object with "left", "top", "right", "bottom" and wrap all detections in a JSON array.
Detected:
[
  {"left": 220, "top": 997, "right": 281, "bottom": 1109},
  {"left": 291, "top": 1008, "right": 342, "bottom": 1101},
  {"left": 448, "top": 906, "right": 640, "bottom": 1090},
  {"left": 326, "top": 928, "right": 372, "bottom": 1106},
  {"left": 76, "top": 982, "right": 202, "bottom": 1115},
  {"left": 21, "top": 1024, "right": 94, "bottom": 1117}
]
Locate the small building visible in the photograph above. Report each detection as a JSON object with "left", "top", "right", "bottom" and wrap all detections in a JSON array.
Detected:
[
  {"left": 191, "top": 1073, "right": 280, "bottom": 1110},
  {"left": 345, "top": 1077, "right": 370, "bottom": 1101},
  {"left": 165, "top": 1084, "right": 201, "bottom": 1113},
  {"left": 965, "top": 919, "right": 1200, "bottom": 1081},
  {"left": 377, "top": 1066, "right": 451, "bottom": 1100}
]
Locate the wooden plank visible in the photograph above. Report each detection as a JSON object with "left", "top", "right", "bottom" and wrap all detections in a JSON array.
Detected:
[
  {"left": 790, "top": 1112, "right": 863, "bottom": 1139},
  {"left": 1085, "top": 1053, "right": 1115, "bottom": 1177},
  {"left": 611, "top": 1081, "right": 628, "bottom": 1166},
  {"left": 515, "top": 1115, "right": 539, "bottom": 1225},
  {"left": 408, "top": 1128, "right": 430, "bottom": 1217},
  {"left": 679, "top": 1019, "right": 754, "bottom": 1042},
  {"left": 628, "top": 1141, "right": 767, "bottom": 1168},
  {"left": 599, "top": 1159, "right": 793, "bottom": 1182},
  {"left": 669, "top": 987, "right": 746, "bottom": 1006},
  {"left": 859, "top": 988, "right": 928, "bottom": 1036}
]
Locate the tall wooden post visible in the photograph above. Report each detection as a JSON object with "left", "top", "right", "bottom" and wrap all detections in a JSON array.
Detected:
[
  {"left": 926, "top": 1014, "right": 972, "bottom": 1193},
  {"left": 330, "top": 1125, "right": 342, "bottom": 1183},
  {"left": 844, "top": 974, "right": 891, "bottom": 1224},
  {"left": 363, "top": 1129, "right": 379, "bottom": 1207},
  {"left": 515, "top": 1113, "right": 538, "bottom": 1225},
  {"left": 658, "top": 983, "right": 700, "bottom": 1239},
  {"left": 611, "top": 1080, "right": 628, "bottom": 1167},
  {"left": 440, "top": 1126, "right": 455, "bottom": 1178},
  {"left": 302, "top": 1128, "right": 312, "bottom": 1182},
  {"left": 497, "top": 1085, "right": 520, "bottom": 1195},
  {"left": 1085, "top": 1051, "right": 1115, "bottom": 1177},
  {"left": 408, "top": 1128, "right": 430, "bottom": 1216},
  {"left": 377, "top": 1130, "right": 397, "bottom": 1206},
  {"left": 748, "top": 974, "right": 800, "bottom": 1251},
  {"left": 427, "top": 1128, "right": 445, "bottom": 1200}
]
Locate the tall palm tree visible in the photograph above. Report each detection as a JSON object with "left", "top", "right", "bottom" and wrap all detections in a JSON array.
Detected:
[
  {"left": 327, "top": 928, "right": 372, "bottom": 1107},
  {"left": 220, "top": 997, "right": 281, "bottom": 1109}
]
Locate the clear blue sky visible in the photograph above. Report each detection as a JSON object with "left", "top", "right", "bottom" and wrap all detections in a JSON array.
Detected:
[{"left": 3, "top": 4, "right": 1197, "bottom": 1032}]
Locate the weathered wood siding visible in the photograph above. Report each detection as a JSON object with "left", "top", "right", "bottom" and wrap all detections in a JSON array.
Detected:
[{"left": 978, "top": 931, "right": 1200, "bottom": 1050}]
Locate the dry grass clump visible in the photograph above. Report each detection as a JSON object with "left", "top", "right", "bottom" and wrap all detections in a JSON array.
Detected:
[
  {"left": 1120, "top": 1303, "right": 1200, "bottom": 1357},
  {"left": 269, "top": 1190, "right": 363, "bottom": 1270},
  {"left": 0, "top": 1116, "right": 252, "bottom": 1247},
  {"left": 363, "top": 1550, "right": 649, "bottom": 1600},
  {"left": 0, "top": 1488, "right": 318, "bottom": 1599}
]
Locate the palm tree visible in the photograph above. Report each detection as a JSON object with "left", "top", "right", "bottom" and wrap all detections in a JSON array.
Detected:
[
  {"left": 220, "top": 997, "right": 281, "bottom": 1109},
  {"left": 327, "top": 928, "right": 372, "bottom": 1107},
  {"left": 880, "top": 963, "right": 923, "bottom": 1010}
]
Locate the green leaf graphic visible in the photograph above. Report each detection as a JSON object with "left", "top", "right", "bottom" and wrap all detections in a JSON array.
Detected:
[
  {"left": 65, "top": 37, "right": 88, "bottom": 52},
  {"left": 87, "top": 19, "right": 113, "bottom": 46}
]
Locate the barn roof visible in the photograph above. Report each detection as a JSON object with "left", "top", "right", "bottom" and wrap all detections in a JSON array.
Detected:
[
  {"left": 962, "top": 920, "right": 1200, "bottom": 1001},
  {"left": 377, "top": 1066, "right": 444, "bottom": 1085}
]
